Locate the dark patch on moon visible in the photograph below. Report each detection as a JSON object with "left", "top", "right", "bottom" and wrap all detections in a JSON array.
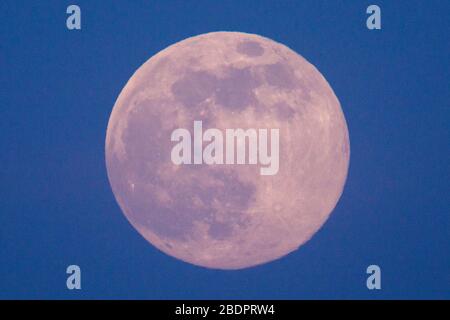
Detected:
[
  {"left": 112, "top": 95, "right": 259, "bottom": 241},
  {"left": 215, "top": 67, "right": 261, "bottom": 111},
  {"left": 123, "top": 99, "right": 175, "bottom": 167},
  {"left": 274, "top": 102, "right": 296, "bottom": 121},
  {"left": 236, "top": 40, "right": 264, "bottom": 57},
  {"left": 208, "top": 222, "right": 233, "bottom": 240},
  {"left": 121, "top": 164, "right": 256, "bottom": 241},
  {"left": 171, "top": 71, "right": 217, "bottom": 108},
  {"left": 135, "top": 204, "right": 197, "bottom": 241},
  {"left": 209, "top": 170, "right": 256, "bottom": 210},
  {"left": 264, "top": 62, "right": 298, "bottom": 89},
  {"left": 172, "top": 66, "right": 262, "bottom": 112}
]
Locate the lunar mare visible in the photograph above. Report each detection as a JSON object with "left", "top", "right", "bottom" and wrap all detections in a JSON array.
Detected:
[{"left": 105, "top": 32, "right": 350, "bottom": 269}]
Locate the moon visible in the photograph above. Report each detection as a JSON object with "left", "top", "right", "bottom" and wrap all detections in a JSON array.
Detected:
[{"left": 105, "top": 32, "right": 350, "bottom": 269}]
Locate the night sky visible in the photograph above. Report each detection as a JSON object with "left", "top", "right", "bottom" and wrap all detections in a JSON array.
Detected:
[{"left": 1, "top": 0, "right": 449, "bottom": 299}]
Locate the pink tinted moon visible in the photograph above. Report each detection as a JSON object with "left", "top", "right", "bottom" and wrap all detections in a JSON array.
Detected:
[{"left": 105, "top": 32, "right": 350, "bottom": 269}]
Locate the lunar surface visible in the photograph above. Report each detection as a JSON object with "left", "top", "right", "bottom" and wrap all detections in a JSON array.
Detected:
[{"left": 105, "top": 32, "right": 350, "bottom": 269}]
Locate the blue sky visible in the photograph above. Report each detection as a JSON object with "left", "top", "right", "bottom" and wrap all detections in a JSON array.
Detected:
[{"left": 1, "top": 0, "right": 449, "bottom": 299}]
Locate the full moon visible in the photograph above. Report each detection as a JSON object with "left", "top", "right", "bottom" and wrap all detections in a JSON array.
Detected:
[{"left": 105, "top": 32, "right": 350, "bottom": 269}]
